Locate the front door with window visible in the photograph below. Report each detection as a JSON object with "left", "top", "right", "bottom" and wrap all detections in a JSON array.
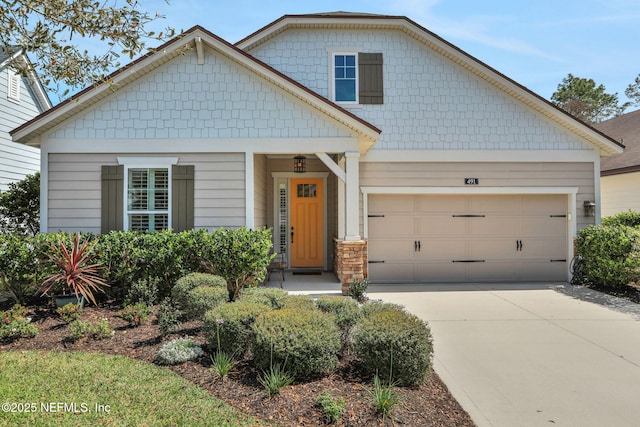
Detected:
[{"left": 290, "top": 178, "right": 324, "bottom": 268}]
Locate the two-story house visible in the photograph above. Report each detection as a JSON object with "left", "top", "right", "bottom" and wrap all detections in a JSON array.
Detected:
[
  {"left": 0, "top": 47, "right": 51, "bottom": 191},
  {"left": 10, "top": 13, "right": 623, "bottom": 288}
]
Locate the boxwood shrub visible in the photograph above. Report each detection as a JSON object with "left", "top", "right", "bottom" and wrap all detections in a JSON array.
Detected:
[
  {"left": 353, "top": 309, "right": 433, "bottom": 386},
  {"left": 172, "top": 273, "right": 227, "bottom": 319},
  {"left": 315, "top": 295, "right": 362, "bottom": 336},
  {"left": 360, "top": 300, "right": 406, "bottom": 318},
  {"left": 204, "top": 300, "right": 272, "bottom": 358},
  {"left": 602, "top": 210, "right": 640, "bottom": 228},
  {"left": 242, "top": 287, "right": 288, "bottom": 309},
  {"left": 252, "top": 308, "right": 341, "bottom": 379},
  {"left": 280, "top": 294, "right": 316, "bottom": 311},
  {"left": 186, "top": 286, "right": 228, "bottom": 319}
]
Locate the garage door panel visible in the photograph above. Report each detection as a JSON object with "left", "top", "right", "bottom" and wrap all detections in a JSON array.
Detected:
[
  {"left": 469, "top": 195, "right": 518, "bottom": 213},
  {"left": 521, "top": 238, "right": 567, "bottom": 259},
  {"left": 521, "top": 216, "right": 567, "bottom": 237},
  {"left": 417, "top": 196, "right": 466, "bottom": 213},
  {"left": 417, "top": 215, "right": 465, "bottom": 236},
  {"left": 417, "top": 262, "right": 467, "bottom": 282},
  {"left": 469, "top": 216, "right": 519, "bottom": 236},
  {"left": 420, "top": 239, "right": 466, "bottom": 260},
  {"left": 368, "top": 238, "right": 415, "bottom": 260},
  {"left": 468, "top": 262, "right": 519, "bottom": 282},
  {"left": 521, "top": 261, "right": 567, "bottom": 281},
  {"left": 522, "top": 195, "right": 566, "bottom": 212},
  {"left": 369, "top": 195, "right": 414, "bottom": 213},
  {"left": 368, "top": 262, "right": 414, "bottom": 282},
  {"left": 468, "top": 238, "right": 518, "bottom": 259},
  {"left": 368, "top": 216, "right": 414, "bottom": 237}
]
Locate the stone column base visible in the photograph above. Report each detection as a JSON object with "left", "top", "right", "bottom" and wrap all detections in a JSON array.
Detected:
[{"left": 333, "top": 238, "right": 368, "bottom": 295}]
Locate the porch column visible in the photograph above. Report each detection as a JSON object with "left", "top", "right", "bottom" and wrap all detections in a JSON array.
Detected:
[
  {"left": 345, "top": 152, "right": 360, "bottom": 240},
  {"left": 337, "top": 156, "right": 346, "bottom": 239}
]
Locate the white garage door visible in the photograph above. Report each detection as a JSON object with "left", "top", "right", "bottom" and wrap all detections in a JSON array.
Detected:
[{"left": 367, "top": 194, "right": 568, "bottom": 282}]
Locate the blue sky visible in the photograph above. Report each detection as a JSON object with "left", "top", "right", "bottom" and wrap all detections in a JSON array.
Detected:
[{"left": 75, "top": 0, "right": 640, "bottom": 105}]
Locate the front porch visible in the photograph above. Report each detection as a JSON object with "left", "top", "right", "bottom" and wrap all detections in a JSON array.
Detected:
[{"left": 252, "top": 152, "right": 367, "bottom": 292}]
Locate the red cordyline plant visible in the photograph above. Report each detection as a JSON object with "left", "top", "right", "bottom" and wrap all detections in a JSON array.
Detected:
[{"left": 38, "top": 233, "right": 109, "bottom": 306}]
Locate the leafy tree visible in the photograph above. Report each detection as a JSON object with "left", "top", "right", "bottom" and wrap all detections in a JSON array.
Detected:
[
  {"left": 625, "top": 75, "right": 640, "bottom": 106},
  {"left": 551, "top": 74, "right": 629, "bottom": 123},
  {"left": 0, "top": 172, "right": 40, "bottom": 235},
  {"left": 0, "top": 0, "right": 174, "bottom": 96}
]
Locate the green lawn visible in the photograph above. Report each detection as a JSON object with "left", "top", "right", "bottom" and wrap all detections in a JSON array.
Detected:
[{"left": 0, "top": 350, "right": 269, "bottom": 427}]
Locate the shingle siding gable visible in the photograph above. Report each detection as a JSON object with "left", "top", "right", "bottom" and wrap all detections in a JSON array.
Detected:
[
  {"left": 248, "top": 28, "right": 593, "bottom": 152},
  {"left": 49, "top": 46, "right": 353, "bottom": 141}
]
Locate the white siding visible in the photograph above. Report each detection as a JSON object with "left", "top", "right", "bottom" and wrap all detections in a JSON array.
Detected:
[
  {"left": 48, "top": 153, "right": 245, "bottom": 233},
  {"left": 601, "top": 172, "right": 640, "bottom": 218},
  {"left": 48, "top": 45, "right": 353, "bottom": 141},
  {"left": 249, "top": 29, "right": 593, "bottom": 152},
  {"left": 0, "top": 66, "right": 43, "bottom": 191}
]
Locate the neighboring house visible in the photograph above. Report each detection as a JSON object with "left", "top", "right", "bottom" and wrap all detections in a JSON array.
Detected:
[
  {"left": 593, "top": 109, "right": 640, "bottom": 217},
  {"left": 0, "top": 47, "right": 52, "bottom": 191},
  {"left": 11, "top": 13, "right": 623, "bottom": 286}
]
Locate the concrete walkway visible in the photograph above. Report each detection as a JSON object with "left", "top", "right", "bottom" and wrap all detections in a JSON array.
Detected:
[{"left": 367, "top": 283, "right": 640, "bottom": 427}]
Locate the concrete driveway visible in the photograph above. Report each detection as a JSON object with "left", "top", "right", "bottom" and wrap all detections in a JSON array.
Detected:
[{"left": 367, "top": 283, "right": 640, "bottom": 427}]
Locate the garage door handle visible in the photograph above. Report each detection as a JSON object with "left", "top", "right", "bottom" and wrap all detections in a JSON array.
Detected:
[
  {"left": 516, "top": 240, "right": 523, "bottom": 251},
  {"left": 452, "top": 214, "right": 486, "bottom": 218},
  {"left": 414, "top": 241, "right": 418, "bottom": 252},
  {"left": 452, "top": 260, "right": 485, "bottom": 263},
  {"left": 418, "top": 241, "right": 421, "bottom": 252}
]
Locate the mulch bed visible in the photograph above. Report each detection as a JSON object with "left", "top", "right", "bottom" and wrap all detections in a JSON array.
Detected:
[{"left": 0, "top": 304, "right": 476, "bottom": 427}]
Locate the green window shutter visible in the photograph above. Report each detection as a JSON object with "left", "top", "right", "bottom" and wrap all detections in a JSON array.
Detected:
[
  {"left": 101, "top": 165, "right": 124, "bottom": 233},
  {"left": 359, "top": 53, "right": 383, "bottom": 104},
  {"left": 171, "top": 165, "right": 194, "bottom": 232}
]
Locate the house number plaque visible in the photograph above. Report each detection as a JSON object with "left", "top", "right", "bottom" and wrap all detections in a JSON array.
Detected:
[{"left": 464, "top": 178, "right": 479, "bottom": 185}]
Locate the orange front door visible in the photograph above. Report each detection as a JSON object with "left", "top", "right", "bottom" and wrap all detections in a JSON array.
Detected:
[{"left": 290, "top": 178, "right": 324, "bottom": 268}]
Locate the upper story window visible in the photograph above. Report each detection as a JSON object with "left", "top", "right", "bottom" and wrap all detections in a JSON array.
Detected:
[
  {"left": 329, "top": 51, "right": 383, "bottom": 105},
  {"left": 334, "top": 54, "right": 357, "bottom": 102},
  {"left": 7, "top": 70, "right": 20, "bottom": 102}
]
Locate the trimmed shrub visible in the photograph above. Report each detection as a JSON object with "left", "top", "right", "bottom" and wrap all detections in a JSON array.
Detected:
[
  {"left": 186, "top": 286, "right": 228, "bottom": 319},
  {"left": 124, "top": 278, "right": 159, "bottom": 307},
  {"left": 577, "top": 225, "right": 640, "bottom": 287},
  {"left": 353, "top": 309, "right": 433, "bottom": 386},
  {"left": 213, "top": 227, "right": 274, "bottom": 301},
  {"left": 156, "top": 336, "right": 204, "bottom": 365},
  {"left": 281, "top": 294, "right": 316, "bottom": 311},
  {"left": 242, "top": 287, "right": 288, "bottom": 309},
  {"left": 157, "top": 297, "right": 182, "bottom": 336},
  {"left": 68, "top": 318, "right": 113, "bottom": 340},
  {"left": 602, "top": 210, "right": 640, "bottom": 228},
  {"left": 360, "top": 300, "right": 406, "bottom": 318},
  {"left": 315, "top": 295, "right": 362, "bottom": 337},
  {"left": 253, "top": 308, "right": 341, "bottom": 379},
  {"left": 0, "top": 304, "right": 38, "bottom": 340},
  {"left": 172, "top": 273, "right": 227, "bottom": 311},
  {"left": 204, "top": 300, "right": 272, "bottom": 358}
]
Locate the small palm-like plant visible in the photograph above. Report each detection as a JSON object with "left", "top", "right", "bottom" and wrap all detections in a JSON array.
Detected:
[{"left": 38, "top": 233, "right": 108, "bottom": 305}]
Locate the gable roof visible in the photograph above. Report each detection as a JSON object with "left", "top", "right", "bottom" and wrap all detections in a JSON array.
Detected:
[
  {"left": 10, "top": 26, "right": 381, "bottom": 152},
  {"left": 594, "top": 109, "right": 640, "bottom": 176},
  {"left": 237, "top": 12, "right": 624, "bottom": 157},
  {"left": 0, "top": 46, "right": 52, "bottom": 112}
]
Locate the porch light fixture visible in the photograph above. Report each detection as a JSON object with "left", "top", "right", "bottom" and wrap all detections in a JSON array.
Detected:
[
  {"left": 583, "top": 200, "right": 596, "bottom": 217},
  {"left": 293, "top": 155, "right": 306, "bottom": 173}
]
